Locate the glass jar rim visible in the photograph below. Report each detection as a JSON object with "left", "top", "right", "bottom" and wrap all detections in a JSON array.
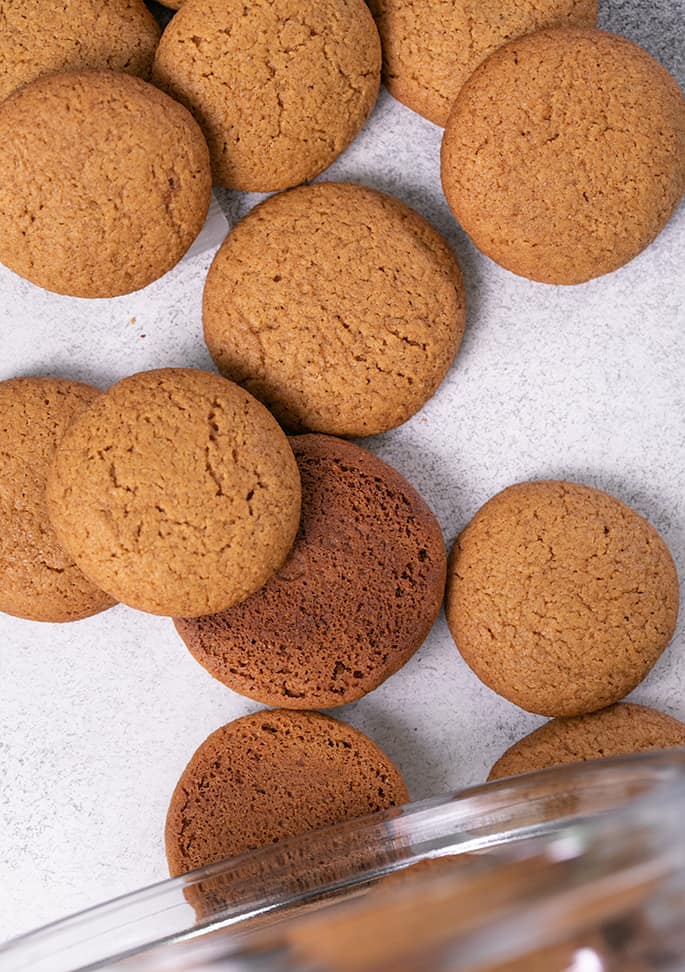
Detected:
[{"left": 4, "top": 748, "right": 685, "bottom": 972}]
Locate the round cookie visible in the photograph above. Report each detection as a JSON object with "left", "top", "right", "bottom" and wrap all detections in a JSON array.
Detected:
[
  {"left": 175, "top": 434, "right": 446, "bottom": 708},
  {"left": 0, "top": 71, "right": 211, "bottom": 298},
  {"left": 441, "top": 28, "right": 685, "bottom": 284},
  {"left": 367, "top": 0, "right": 597, "bottom": 127},
  {"left": 0, "top": 0, "right": 160, "bottom": 103},
  {"left": 203, "top": 183, "right": 466, "bottom": 437},
  {"left": 0, "top": 378, "right": 115, "bottom": 623},
  {"left": 445, "top": 481, "right": 679, "bottom": 717},
  {"left": 489, "top": 704, "right": 685, "bottom": 781},
  {"left": 46, "top": 368, "right": 301, "bottom": 618},
  {"left": 165, "top": 709, "right": 409, "bottom": 876},
  {"left": 152, "top": 0, "right": 381, "bottom": 191}
]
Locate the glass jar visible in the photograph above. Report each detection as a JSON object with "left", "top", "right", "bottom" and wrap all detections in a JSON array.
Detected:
[{"left": 4, "top": 749, "right": 685, "bottom": 972}]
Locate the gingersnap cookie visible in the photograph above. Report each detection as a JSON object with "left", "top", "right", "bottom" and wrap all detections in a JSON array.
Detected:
[
  {"left": 203, "top": 183, "right": 466, "bottom": 437},
  {"left": 489, "top": 704, "right": 685, "bottom": 781},
  {"left": 165, "top": 709, "right": 409, "bottom": 878},
  {"left": 46, "top": 369, "right": 301, "bottom": 618},
  {"left": 446, "top": 481, "right": 679, "bottom": 717},
  {"left": 0, "top": 378, "right": 115, "bottom": 623},
  {"left": 175, "top": 434, "right": 446, "bottom": 708},
  {"left": 152, "top": 0, "right": 381, "bottom": 191},
  {"left": 0, "top": 0, "right": 160, "bottom": 103},
  {"left": 367, "top": 0, "right": 597, "bottom": 127},
  {"left": 441, "top": 28, "right": 685, "bottom": 284},
  {"left": 0, "top": 71, "right": 211, "bottom": 298}
]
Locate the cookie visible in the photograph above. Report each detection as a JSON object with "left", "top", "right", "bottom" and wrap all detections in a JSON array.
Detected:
[
  {"left": 46, "top": 369, "right": 301, "bottom": 618},
  {"left": 489, "top": 703, "right": 685, "bottom": 781},
  {"left": 151, "top": 0, "right": 381, "bottom": 191},
  {"left": 291, "top": 854, "right": 608, "bottom": 972},
  {"left": 203, "top": 183, "right": 466, "bottom": 437},
  {"left": 165, "top": 709, "right": 409, "bottom": 877},
  {"left": 0, "top": 378, "right": 115, "bottom": 623},
  {"left": 441, "top": 28, "right": 685, "bottom": 284},
  {"left": 445, "top": 481, "right": 679, "bottom": 717},
  {"left": 0, "top": 71, "right": 211, "bottom": 298},
  {"left": 367, "top": 0, "right": 597, "bottom": 127},
  {"left": 175, "top": 434, "right": 446, "bottom": 708},
  {"left": 0, "top": 0, "right": 160, "bottom": 103}
]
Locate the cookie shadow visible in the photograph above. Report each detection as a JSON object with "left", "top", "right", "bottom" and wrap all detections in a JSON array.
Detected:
[
  {"left": 599, "top": 0, "right": 685, "bottom": 82},
  {"left": 542, "top": 465, "right": 684, "bottom": 564},
  {"left": 11, "top": 363, "right": 113, "bottom": 389},
  {"left": 360, "top": 426, "right": 472, "bottom": 545},
  {"left": 333, "top": 695, "right": 454, "bottom": 803},
  {"left": 144, "top": 0, "right": 175, "bottom": 28},
  {"left": 322, "top": 87, "right": 486, "bottom": 326}
]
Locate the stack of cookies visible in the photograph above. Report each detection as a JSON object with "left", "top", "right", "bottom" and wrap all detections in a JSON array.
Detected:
[{"left": 0, "top": 0, "right": 684, "bottom": 895}]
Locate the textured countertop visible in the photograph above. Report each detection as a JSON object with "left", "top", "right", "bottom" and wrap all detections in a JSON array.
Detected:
[{"left": 1, "top": 0, "right": 684, "bottom": 943}]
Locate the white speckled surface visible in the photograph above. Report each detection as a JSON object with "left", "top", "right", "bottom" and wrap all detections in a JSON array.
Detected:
[{"left": 1, "top": 0, "right": 684, "bottom": 944}]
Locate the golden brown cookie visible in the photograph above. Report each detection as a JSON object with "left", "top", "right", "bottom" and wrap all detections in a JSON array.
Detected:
[
  {"left": 46, "top": 369, "right": 301, "bottom": 618},
  {"left": 0, "top": 71, "right": 211, "bottom": 298},
  {"left": 203, "top": 183, "right": 466, "bottom": 436},
  {"left": 0, "top": 0, "right": 160, "bottom": 103},
  {"left": 0, "top": 378, "right": 115, "bottom": 623},
  {"left": 445, "top": 481, "right": 679, "bottom": 717},
  {"left": 175, "top": 434, "right": 446, "bottom": 708},
  {"left": 152, "top": 0, "right": 381, "bottom": 191},
  {"left": 441, "top": 28, "right": 685, "bottom": 284},
  {"left": 489, "top": 703, "right": 685, "bottom": 781},
  {"left": 367, "top": 0, "right": 597, "bottom": 126},
  {"left": 165, "top": 709, "right": 409, "bottom": 876}
]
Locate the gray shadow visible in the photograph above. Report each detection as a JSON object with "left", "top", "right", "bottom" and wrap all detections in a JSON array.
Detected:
[
  {"left": 333, "top": 695, "right": 455, "bottom": 803},
  {"left": 599, "top": 0, "right": 685, "bottom": 82},
  {"left": 144, "top": 0, "right": 174, "bottom": 28},
  {"left": 359, "top": 423, "right": 473, "bottom": 545},
  {"left": 540, "top": 465, "right": 684, "bottom": 565}
]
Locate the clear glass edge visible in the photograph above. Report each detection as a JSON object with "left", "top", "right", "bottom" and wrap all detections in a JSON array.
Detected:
[{"left": 4, "top": 749, "right": 685, "bottom": 972}]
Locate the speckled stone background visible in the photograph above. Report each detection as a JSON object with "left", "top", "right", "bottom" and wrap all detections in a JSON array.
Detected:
[{"left": 1, "top": 0, "right": 683, "bottom": 943}]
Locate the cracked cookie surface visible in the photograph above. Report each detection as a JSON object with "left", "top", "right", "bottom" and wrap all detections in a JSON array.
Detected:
[
  {"left": 165, "top": 709, "right": 408, "bottom": 877},
  {"left": 489, "top": 703, "right": 685, "bottom": 780},
  {"left": 203, "top": 182, "right": 466, "bottom": 437},
  {"left": 151, "top": 0, "right": 381, "bottom": 191},
  {"left": 0, "top": 0, "right": 160, "bottom": 103},
  {"left": 0, "top": 71, "right": 211, "bottom": 298},
  {"left": 446, "top": 480, "right": 679, "bottom": 717},
  {"left": 441, "top": 27, "right": 685, "bottom": 284},
  {"left": 0, "top": 377, "right": 115, "bottom": 623},
  {"left": 46, "top": 368, "right": 301, "bottom": 618},
  {"left": 367, "top": 0, "right": 597, "bottom": 127},
  {"left": 175, "top": 434, "right": 446, "bottom": 708}
]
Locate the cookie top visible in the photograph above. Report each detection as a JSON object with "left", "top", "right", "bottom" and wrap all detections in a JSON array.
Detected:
[
  {"left": 489, "top": 703, "right": 685, "bottom": 781},
  {"left": 441, "top": 28, "right": 685, "bottom": 284},
  {"left": 175, "top": 434, "right": 446, "bottom": 708},
  {"left": 152, "top": 0, "right": 380, "bottom": 191},
  {"left": 0, "top": 71, "right": 211, "bottom": 298},
  {"left": 203, "top": 183, "right": 466, "bottom": 437},
  {"left": 46, "top": 369, "right": 301, "bottom": 618},
  {"left": 367, "top": 0, "right": 597, "bottom": 126},
  {"left": 0, "top": 378, "right": 115, "bottom": 623},
  {"left": 165, "top": 709, "right": 409, "bottom": 876},
  {"left": 0, "top": 0, "right": 160, "bottom": 103},
  {"left": 445, "top": 481, "right": 679, "bottom": 717}
]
